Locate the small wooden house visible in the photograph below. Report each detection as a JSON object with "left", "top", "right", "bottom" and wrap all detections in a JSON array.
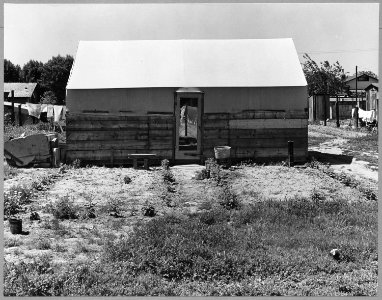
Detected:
[
  {"left": 65, "top": 39, "right": 308, "bottom": 165},
  {"left": 4, "top": 83, "right": 39, "bottom": 103}
]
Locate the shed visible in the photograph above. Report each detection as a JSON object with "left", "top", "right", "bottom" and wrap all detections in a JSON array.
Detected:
[
  {"left": 66, "top": 39, "right": 308, "bottom": 165},
  {"left": 4, "top": 82, "right": 39, "bottom": 104}
]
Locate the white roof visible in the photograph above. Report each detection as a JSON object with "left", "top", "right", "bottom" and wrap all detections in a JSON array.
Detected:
[{"left": 67, "top": 39, "right": 307, "bottom": 89}]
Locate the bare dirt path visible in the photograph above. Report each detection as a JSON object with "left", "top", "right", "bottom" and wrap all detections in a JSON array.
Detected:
[{"left": 308, "top": 125, "right": 378, "bottom": 184}]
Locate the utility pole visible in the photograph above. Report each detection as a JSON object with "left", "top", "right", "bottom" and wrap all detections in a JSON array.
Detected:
[{"left": 355, "top": 66, "right": 359, "bottom": 128}]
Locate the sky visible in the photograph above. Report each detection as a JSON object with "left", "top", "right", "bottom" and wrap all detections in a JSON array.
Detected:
[{"left": 4, "top": 3, "right": 379, "bottom": 76}]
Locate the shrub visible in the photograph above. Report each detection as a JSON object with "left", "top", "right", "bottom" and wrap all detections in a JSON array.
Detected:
[
  {"left": 50, "top": 195, "right": 78, "bottom": 220},
  {"left": 218, "top": 187, "right": 240, "bottom": 210},
  {"left": 4, "top": 185, "right": 33, "bottom": 218}
]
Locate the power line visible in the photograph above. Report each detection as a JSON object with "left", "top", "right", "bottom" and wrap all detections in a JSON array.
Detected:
[{"left": 298, "top": 48, "right": 378, "bottom": 55}]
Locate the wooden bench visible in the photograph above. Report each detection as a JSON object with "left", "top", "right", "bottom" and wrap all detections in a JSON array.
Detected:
[{"left": 127, "top": 154, "right": 157, "bottom": 170}]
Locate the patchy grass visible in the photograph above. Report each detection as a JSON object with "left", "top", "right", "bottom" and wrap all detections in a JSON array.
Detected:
[
  {"left": 3, "top": 165, "right": 377, "bottom": 296},
  {"left": 4, "top": 196, "right": 377, "bottom": 296}
]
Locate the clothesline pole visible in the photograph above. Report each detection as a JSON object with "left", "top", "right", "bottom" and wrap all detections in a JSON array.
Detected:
[
  {"left": 336, "top": 95, "right": 340, "bottom": 128},
  {"left": 11, "top": 90, "right": 15, "bottom": 125},
  {"left": 18, "top": 104, "right": 22, "bottom": 126}
]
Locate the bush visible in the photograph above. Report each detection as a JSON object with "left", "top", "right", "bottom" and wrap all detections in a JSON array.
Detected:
[
  {"left": 50, "top": 195, "right": 78, "bottom": 220},
  {"left": 4, "top": 185, "right": 33, "bottom": 218}
]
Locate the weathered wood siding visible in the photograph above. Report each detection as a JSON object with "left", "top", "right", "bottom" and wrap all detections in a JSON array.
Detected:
[
  {"left": 66, "top": 113, "right": 174, "bottom": 165},
  {"left": 202, "top": 110, "right": 308, "bottom": 161}
]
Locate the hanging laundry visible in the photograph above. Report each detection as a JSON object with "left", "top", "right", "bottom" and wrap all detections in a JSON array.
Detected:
[
  {"left": 47, "top": 105, "right": 54, "bottom": 118},
  {"left": 358, "top": 108, "right": 374, "bottom": 122},
  {"left": 40, "top": 104, "right": 48, "bottom": 113},
  {"left": 26, "top": 103, "right": 42, "bottom": 119},
  {"left": 351, "top": 108, "right": 355, "bottom": 118},
  {"left": 61, "top": 106, "right": 67, "bottom": 121},
  {"left": 53, "top": 105, "right": 63, "bottom": 122}
]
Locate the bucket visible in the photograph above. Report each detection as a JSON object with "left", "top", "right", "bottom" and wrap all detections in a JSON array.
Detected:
[
  {"left": 9, "top": 218, "right": 22, "bottom": 234},
  {"left": 214, "top": 146, "right": 231, "bottom": 159}
]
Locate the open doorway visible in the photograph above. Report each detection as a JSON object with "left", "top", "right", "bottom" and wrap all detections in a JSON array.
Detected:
[{"left": 175, "top": 90, "right": 203, "bottom": 160}]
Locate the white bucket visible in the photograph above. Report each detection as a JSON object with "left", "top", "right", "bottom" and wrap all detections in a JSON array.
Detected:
[{"left": 214, "top": 146, "right": 231, "bottom": 159}]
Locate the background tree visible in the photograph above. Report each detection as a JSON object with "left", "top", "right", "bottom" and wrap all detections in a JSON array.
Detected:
[
  {"left": 302, "top": 54, "right": 347, "bottom": 97},
  {"left": 39, "top": 91, "right": 58, "bottom": 105},
  {"left": 4, "top": 59, "right": 22, "bottom": 82},
  {"left": 41, "top": 55, "right": 74, "bottom": 105},
  {"left": 22, "top": 60, "right": 44, "bottom": 83}
]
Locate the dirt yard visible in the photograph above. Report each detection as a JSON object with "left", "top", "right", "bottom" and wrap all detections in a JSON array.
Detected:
[{"left": 3, "top": 124, "right": 378, "bottom": 296}]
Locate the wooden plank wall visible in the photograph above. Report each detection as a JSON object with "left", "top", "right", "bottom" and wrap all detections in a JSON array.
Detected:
[
  {"left": 66, "top": 113, "right": 174, "bottom": 165},
  {"left": 202, "top": 110, "right": 308, "bottom": 161}
]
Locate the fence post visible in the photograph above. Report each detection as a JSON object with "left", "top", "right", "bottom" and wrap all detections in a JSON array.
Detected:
[{"left": 288, "top": 140, "right": 294, "bottom": 167}]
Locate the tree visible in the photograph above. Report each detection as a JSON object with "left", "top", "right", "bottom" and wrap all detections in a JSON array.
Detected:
[
  {"left": 41, "top": 55, "right": 74, "bottom": 105},
  {"left": 302, "top": 54, "right": 347, "bottom": 97},
  {"left": 4, "top": 59, "right": 22, "bottom": 82},
  {"left": 39, "top": 91, "right": 58, "bottom": 105},
  {"left": 22, "top": 60, "right": 44, "bottom": 83}
]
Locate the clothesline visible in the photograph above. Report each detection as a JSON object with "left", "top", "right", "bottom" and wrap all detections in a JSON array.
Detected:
[{"left": 4, "top": 101, "right": 66, "bottom": 122}]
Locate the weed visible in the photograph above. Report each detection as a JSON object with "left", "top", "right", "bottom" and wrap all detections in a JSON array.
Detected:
[
  {"left": 218, "top": 187, "right": 240, "bottom": 210},
  {"left": 194, "top": 169, "right": 209, "bottom": 180},
  {"left": 163, "top": 170, "right": 176, "bottom": 183},
  {"left": 80, "top": 197, "right": 96, "bottom": 219},
  {"left": 74, "top": 241, "right": 90, "bottom": 254},
  {"left": 4, "top": 185, "right": 33, "bottom": 218},
  {"left": 123, "top": 176, "right": 132, "bottom": 184},
  {"left": 141, "top": 202, "right": 156, "bottom": 217},
  {"left": 103, "top": 197, "right": 124, "bottom": 217},
  {"left": 29, "top": 211, "right": 41, "bottom": 221},
  {"left": 49, "top": 195, "right": 78, "bottom": 220},
  {"left": 4, "top": 237, "right": 23, "bottom": 248},
  {"left": 71, "top": 159, "right": 81, "bottom": 169},
  {"left": 161, "top": 159, "right": 170, "bottom": 170},
  {"left": 35, "top": 237, "right": 52, "bottom": 250},
  {"left": 206, "top": 158, "right": 221, "bottom": 181}
]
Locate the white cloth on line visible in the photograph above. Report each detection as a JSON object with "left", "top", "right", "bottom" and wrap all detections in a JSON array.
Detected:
[
  {"left": 40, "top": 104, "right": 48, "bottom": 113},
  {"left": 53, "top": 105, "right": 63, "bottom": 122},
  {"left": 61, "top": 106, "right": 66, "bottom": 121},
  {"left": 351, "top": 108, "right": 355, "bottom": 118},
  {"left": 358, "top": 108, "right": 373, "bottom": 122},
  {"left": 25, "top": 103, "right": 42, "bottom": 119},
  {"left": 47, "top": 105, "right": 54, "bottom": 118}
]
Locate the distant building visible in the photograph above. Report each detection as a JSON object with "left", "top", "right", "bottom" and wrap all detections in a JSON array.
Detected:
[
  {"left": 344, "top": 73, "right": 378, "bottom": 94},
  {"left": 4, "top": 83, "right": 39, "bottom": 104}
]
